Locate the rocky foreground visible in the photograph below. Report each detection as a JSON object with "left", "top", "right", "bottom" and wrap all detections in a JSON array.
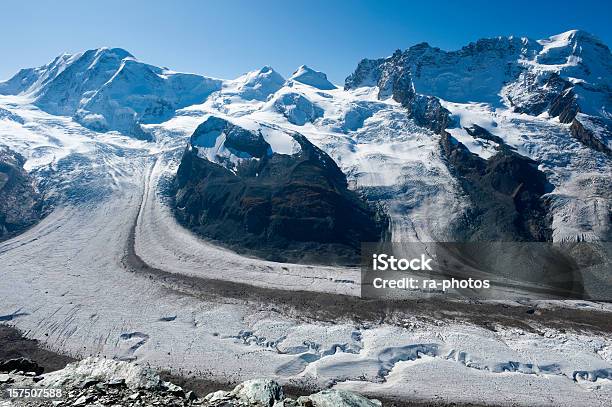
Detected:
[{"left": 0, "top": 357, "right": 381, "bottom": 407}]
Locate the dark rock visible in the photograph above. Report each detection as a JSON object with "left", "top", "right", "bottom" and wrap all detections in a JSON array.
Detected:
[
  {"left": 395, "top": 86, "right": 450, "bottom": 134},
  {"left": 464, "top": 124, "right": 506, "bottom": 146},
  {"left": 0, "top": 357, "right": 44, "bottom": 375},
  {"left": 346, "top": 51, "right": 450, "bottom": 134},
  {"left": 509, "top": 73, "right": 576, "bottom": 120},
  {"left": 174, "top": 117, "right": 387, "bottom": 265},
  {"left": 439, "top": 133, "right": 553, "bottom": 242},
  {"left": 0, "top": 147, "right": 43, "bottom": 241},
  {"left": 570, "top": 118, "right": 612, "bottom": 157},
  {"left": 549, "top": 88, "right": 579, "bottom": 123}
]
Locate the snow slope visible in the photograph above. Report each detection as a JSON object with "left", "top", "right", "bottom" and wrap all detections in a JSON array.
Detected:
[{"left": 0, "top": 48, "right": 222, "bottom": 138}]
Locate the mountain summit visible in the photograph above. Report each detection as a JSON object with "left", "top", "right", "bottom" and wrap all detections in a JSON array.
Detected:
[
  {"left": 0, "top": 47, "right": 222, "bottom": 138},
  {"left": 289, "top": 65, "right": 336, "bottom": 90}
]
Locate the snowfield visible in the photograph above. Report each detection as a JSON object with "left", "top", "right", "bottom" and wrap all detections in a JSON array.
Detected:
[{"left": 1, "top": 30, "right": 612, "bottom": 406}]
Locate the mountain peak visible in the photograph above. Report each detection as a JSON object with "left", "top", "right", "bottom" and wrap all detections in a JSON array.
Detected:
[
  {"left": 554, "top": 29, "right": 597, "bottom": 41},
  {"left": 230, "top": 66, "right": 285, "bottom": 101},
  {"left": 290, "top": 65, "right": 336, "bottom": 90},
  {"left": 537, "top": 29, "right": 607, "bottom": 50},
  {"left": 536, "top": 29, "right": 611, "bottom": 68},
  {"left": 243, "top": 65, "right": 284, "bottom": 81},
  {"left": 91, "top": 47, "right": 134, "bottom": 60}
]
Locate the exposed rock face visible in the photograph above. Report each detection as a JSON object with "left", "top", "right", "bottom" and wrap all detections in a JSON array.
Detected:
[
  {"left": 0, "top": 146, "right": 42, "bottom": 241},
  {"left": 345, "top": 30, "right": 612, "bottom": 154},
  {"left": 174, "top": 117, "right": 386, "bottom": 264},
  {"left": 548, "top": 87, "right": 579, "bottom": 124},
  {"left": 440, "top": 134, "right": 553, "bottom": 241},
  {"left": 398, "top": 90, "right": 449, "bottom": 134},
  {"left": 464, "top": 124, "right": 505, "bottom": 146},
  {"left": 570, "top": 116, "right": 612, "bottom": 157},
  {"left": 345, "top": 48, "right": 450, "bottom": 134},
  {"left": 0, "top": 357, "right": 381, "bottom": 407},
  {"left": 505, "top": 72, "right": 575, "bottom": 119}
]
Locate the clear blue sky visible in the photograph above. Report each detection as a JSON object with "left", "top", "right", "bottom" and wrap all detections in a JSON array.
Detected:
[{"left": 2, "top": 0, "right": 611, "bottom": 84}]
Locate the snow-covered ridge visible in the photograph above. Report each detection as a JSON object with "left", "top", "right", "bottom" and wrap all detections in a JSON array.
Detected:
[
  {"left": 0, "top": 30, "right": 611, "bottom": 245},
  {"left": 344, "top": 30, "right": 610, "bottom": 133},
  {"left": 0, "top": 47, "right": 222, "bottom": 138},
  {"left": 289, "top": 65, "right": 336, "bottom": 90}
]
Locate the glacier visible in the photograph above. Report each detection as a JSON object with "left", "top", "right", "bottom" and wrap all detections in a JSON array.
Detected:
[{"left": 0, "top": 30, "right": 611, "bottom": 406}]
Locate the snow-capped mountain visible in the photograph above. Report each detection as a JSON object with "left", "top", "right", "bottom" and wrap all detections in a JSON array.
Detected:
[
  {"left": 0, "top": 29, "right": 610, "bottom": 247},
  {"left": 0, "top": 47, "right": 221, "bottom": 139},
  {"left": 346, "top": 29, "right": 612, "bottom": 154},
  {"left": 1, "top": 31, "right": 612, "bottom": 407}
]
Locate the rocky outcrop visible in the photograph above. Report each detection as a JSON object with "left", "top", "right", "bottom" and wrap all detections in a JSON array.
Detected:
[
  {"left": 570, "top": 117, "right": 612, "bottom": 157},
  {"left": 464, "top": 124, "right": 506, "bottom": 146},
  {"left": 174, "top": 117, "right": 387, "bottom": 264},
  {"left": 505, "top": 72, "right": 576, "bottom": 120},
  {"left": 0, "top": 357, "right": 381, "bottom": 407},
  {"left": 345, "top": 48, "right": 450, "bottom": 134},
  {"left": 393, "top": 78, "right": 450, "bottom": 134},
  {"left": 548, "top": 87, "right": 579, "bottom": 124},
  {"left": 0, "top": 146, "right": 42, "bottom": 241},
  {"left": 439, "top": 134, "right": 553, "bottom": 241}
]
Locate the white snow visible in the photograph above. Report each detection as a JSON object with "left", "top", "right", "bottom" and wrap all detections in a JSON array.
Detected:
[{"left": 289, "top": 65, "right": 336, "bottom": 90}]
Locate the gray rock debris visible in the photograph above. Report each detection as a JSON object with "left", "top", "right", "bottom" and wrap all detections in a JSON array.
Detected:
[{"left": 0, "top": 357, "right": 381, "bottom": 406}]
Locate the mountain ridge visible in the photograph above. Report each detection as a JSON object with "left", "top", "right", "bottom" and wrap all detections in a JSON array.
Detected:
[{"left": 0, "top": 29, "right": 610, "bottom": 245}]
